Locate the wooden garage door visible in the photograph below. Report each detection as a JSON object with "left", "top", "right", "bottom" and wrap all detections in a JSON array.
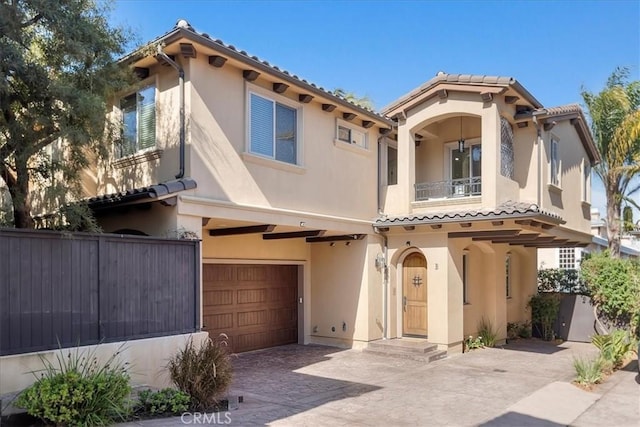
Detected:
[{"left": 203, "top": 264, "right": 298, "bottom": 353}]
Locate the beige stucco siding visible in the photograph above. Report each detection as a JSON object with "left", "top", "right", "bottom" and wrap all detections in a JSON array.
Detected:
[{"left": 187, "top": 56, "right": 379, "bottom": 221}]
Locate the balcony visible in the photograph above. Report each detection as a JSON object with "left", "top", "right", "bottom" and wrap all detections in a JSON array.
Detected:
[{"left": 415, "top": 177, "right": 482, "bottom": 201}]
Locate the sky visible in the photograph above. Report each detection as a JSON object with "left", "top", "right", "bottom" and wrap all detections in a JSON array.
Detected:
[{"left": 110, "top": 0, "right": 640, "bottom": 218}]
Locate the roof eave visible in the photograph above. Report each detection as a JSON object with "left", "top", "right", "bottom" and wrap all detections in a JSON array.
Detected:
[
  {"left": 374, "top": 211, "right": 565, "bottom": 228},
  {"left": 122, "top": 27, "right": 393, "bottom": 127}
]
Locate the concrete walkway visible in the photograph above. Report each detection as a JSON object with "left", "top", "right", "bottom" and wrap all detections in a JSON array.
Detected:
[{"left": 118, "top": 340, "right": 638, "bottom": 426}]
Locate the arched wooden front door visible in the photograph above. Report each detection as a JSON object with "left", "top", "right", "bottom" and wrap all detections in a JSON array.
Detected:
[{"left": 403, "top": 252, "right": 428, "bottom": 337}]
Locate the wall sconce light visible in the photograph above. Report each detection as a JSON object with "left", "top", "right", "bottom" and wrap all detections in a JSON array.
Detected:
[
  {"left": 458, "top": 116, "right": 465, "bottom": 153},
  {"left": 375, "top": 253, "right": 385, "bottom": 269}
]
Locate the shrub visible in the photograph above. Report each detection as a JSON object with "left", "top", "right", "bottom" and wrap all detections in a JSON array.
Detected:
[
  {"left": 477, "top": 317, "right": 498, "bottom": 348},
  {"left": 16, "top": 346, "right": 131, "bottom": 426},
  {"left": 592, "top": 330, "right": 635, "bottom": 370},
  {"left": 573, "top": 356, "right": 603, "bottom": 386},
  {"left": 518, "top": 321, "right": 532, "bottom": 339},
  {"left": 168, "top": 335, "right": 233, "bottom": 411},
  {"left": 134, "top": 388, "right": 191, "bottom": 417},
  {"left": 464, "top": 335, "right": 484, "bottom": 351},
  {"left": 581, "top": 252, "right": 640, "bottom": 333},
  {"left": 538, "top": 268, "right": 587, "bottom": 294},
  {"left": 528, "top": 293, "right": 561, "bottom": 341}
]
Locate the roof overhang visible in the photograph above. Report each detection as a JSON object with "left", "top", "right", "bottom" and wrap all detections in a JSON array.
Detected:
[
  {"left": 382, "top": 74, "right": 543, "bottom": 118},
  {"left": 87, "top": 178, "right": 197, "bottom": 213},
  {"left": 121, "top": 26, "right": 394, "bottom": 128}
]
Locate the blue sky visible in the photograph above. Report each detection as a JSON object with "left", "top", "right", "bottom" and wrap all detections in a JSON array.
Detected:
[{"left": 110, "top": 0, "right": 640, "bottom": 217}]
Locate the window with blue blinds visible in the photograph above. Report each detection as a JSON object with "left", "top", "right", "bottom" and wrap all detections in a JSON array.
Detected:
[
  {"left": 119, "top": 85, "right": 156, "bottom": 157},
  {"left": 250, "top": 92, "right": 298, "bottom": 165}
]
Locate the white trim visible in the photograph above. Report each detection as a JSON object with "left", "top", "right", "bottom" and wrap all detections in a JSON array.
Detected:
[
  {"left": 246, "top": 83, "right": 304, "bottom": 166},
  {"left": 333, "top": 139, "right": 371, "bottom": 156},
  {"left": 241, "top": 152, "right": 306, "bottom": 174},
  {"left": 335, "top": 118, "right": 368, "bottom": 149},
  {"left": 203, "top": 258, "right": 306, "bottom": 265}
]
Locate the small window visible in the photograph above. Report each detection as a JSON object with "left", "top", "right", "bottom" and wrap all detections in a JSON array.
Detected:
[
  {"left": 119, "top": 85, "right": 156, "bottom": 157},
  {"left": 336, "top": 120, "right": 367, "bottom": 148},
  {"left": 463, "top": 252, "right": 469, "bottom": 304},
  {"left": 550, "top": 138, "right": 560, "bottom": 186},
  {"left": 387, "top": 146, "right": 397, "bottom": 185},
  {"left": 559, "top": 248, "right": 576, "bottom": 270},
  {"left": 505, "top": 254, "right": 512, "bottom": 298},
  {"left": 249, "top": 92, "right": 298, "bottom": 165},
  {"left": 582, "top": 160, "right": 591, "bottom": 202}
]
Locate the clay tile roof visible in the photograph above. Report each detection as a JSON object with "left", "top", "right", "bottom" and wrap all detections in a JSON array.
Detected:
[
  {"left": 374, "top": 200, "right": 565, "bottom": 227},
  {"left": 538, "top": 103, "right": 583, "bottom": 116},
  {"left": 124, "top": 21, "right": 392, "bottom": 126},
  {"left": 87, "top": 178, "right": 197, "bottom": 210},
  {"left": 382, "top": 73, "right": 543, "bottom": 115}
]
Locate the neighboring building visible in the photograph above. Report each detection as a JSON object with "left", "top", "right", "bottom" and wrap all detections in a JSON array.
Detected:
[
  {"left": 539, "top": 208, "right": 640, "bottom": 268},
  {"left": 31, "top": 20, "right": 600, "bottom": 355}
]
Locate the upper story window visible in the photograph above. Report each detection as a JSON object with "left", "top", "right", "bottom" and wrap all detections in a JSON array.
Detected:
[
  {"left": 550, "top": 138, "right": 560, "bottom": 186},
  {"left": 119, "top": 85, "right": 156, "bottom": 157},
  {"left": 387, "top": 145, "right": 398, "bottom": 185},
  {"left": 582, "top": 160, "right": 591, "bottom": 203},
  {"left": 500, "top": 117, "right": 515, "bottom": 179},
  {"left": 335, "top": 119, "right": 367, "bottom": 149},
  {"left": 249, "top": 92, "right": 299, "bottom": 165}
]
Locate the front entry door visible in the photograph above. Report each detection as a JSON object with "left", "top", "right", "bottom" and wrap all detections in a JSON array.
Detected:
[{"left": 403, "top": 252, "right": 428, "bottom": 337}]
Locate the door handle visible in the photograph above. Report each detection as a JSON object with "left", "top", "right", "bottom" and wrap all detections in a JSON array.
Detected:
[{"left": 403, "top": 296, "right": 407, "bottom": 312}]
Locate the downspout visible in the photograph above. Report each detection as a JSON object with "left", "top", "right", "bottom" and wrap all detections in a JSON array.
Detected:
[
  {"left": 156, "top": 46, "right": 185, "bottom": 179},
  {"left": 376, "top": 134, "right": 390, "bottom": 339},
  {"left": 374, "top": 227, "right": 389, "bottom": 339},
  {"left": 532, "top": 115, "right": 542, "bottom": 207}
]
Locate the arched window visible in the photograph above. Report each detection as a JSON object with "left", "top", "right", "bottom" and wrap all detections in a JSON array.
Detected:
[{"left": 500, "top": 117, "right": 515, "bottom": 179}]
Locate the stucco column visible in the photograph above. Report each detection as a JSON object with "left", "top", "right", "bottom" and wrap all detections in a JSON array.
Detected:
[
  {"left": 489, "top": 245, "right": 508, "bottom": 341},
  {"left": 480, "top": 105, "right": 500, "bottom": 207},
  {"left": 397, "top": 123, "right": 415, "bottom": 209},
  {"left": 446, "top": 241, "right": 464, "bottom": 352}
]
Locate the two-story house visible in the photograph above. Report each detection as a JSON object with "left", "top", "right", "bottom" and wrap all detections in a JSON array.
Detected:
[{"left": 82, "top": 20, "right": 598, "bottom": 355}]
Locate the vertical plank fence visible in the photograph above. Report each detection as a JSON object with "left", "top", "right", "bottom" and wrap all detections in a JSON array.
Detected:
[{"left": 0, "top": 228, "right": 199, "bottom": 356}]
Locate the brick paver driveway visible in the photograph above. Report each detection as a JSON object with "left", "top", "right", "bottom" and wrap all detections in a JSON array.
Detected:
[{"left": 121, "top": 340, "right": 640, "bottom": 426}]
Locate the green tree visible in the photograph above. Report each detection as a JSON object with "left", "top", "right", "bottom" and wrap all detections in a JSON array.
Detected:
[
  {"left": 333, "top": 88, "right": 375, "bottom": 110},
  {"left": 581, "top": 67, "right": 640, "bottom": 256},
  {"left": 0, "top": 0, "right": 133, "bottom": 228},
  {"left": 622, "top": 205, "right": 634, "bottom": 233}
]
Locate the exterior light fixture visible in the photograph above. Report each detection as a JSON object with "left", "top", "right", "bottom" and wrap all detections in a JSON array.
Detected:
[{"left": 458, "top": 116, "right": 465, "bottom": 153}]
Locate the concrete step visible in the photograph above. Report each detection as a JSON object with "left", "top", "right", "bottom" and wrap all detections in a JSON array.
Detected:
[
  {"left": 366, "top": 338, "right": 438, "bottom": 354},
  {"left": 364, "top": 339, "right": 447, "bottom": 363}
]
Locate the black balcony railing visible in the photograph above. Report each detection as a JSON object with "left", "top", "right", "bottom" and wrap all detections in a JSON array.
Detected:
[{"left": 415, "top": 177, "right": 482, "bottom": 201}]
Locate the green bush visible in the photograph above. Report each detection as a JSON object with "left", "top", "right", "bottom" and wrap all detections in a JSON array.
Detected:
[
  {"left": 477, "top": 317, "right": 498, "bottom": 348},
  {"left": 573, "top": 356, "right": 603, "bottom": 386},
  {"left": 168, "top": 335, "right": 233, "bottom": 411},
  {"left": 538, "top": 268, "right": 587, "bottom": 294},
  {"left": 581, "top": 251, "right": 640, "bottom": 333},
  {"left": 134, "top": 388, "right": 190, "bottom": 417},
  {"left": 518, "top": 321, "right": 532, "bottom": 339},
  {"left": 16, "top": 346, "right": 131, "bottom": 426},
  {"left": 464, "top": 335, "right": 484, "bottom": 351},
  {"left": 592, "top": 330, "right": 635, "bottom": 370},
  {"left": 528, "top": 293, "right": 561, "bottom": 341}
]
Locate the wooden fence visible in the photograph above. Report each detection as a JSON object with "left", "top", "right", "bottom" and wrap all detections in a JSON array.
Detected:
[{"left": 0, "top": 228, "right": 200, "bottom": 356}]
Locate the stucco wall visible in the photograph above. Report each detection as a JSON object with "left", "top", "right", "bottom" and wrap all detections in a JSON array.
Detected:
[
  {"left": 0, "top": 332, "right": 209, "bottom": 395},
  {"left": 187, "top": 55, "right": 380, "bottom": 221},
  {"left": 309, "top": 236, "right": 382, "bottom": 348},
  {"left": 540, "top": 121, "right": 591, "bottom": 233}
]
